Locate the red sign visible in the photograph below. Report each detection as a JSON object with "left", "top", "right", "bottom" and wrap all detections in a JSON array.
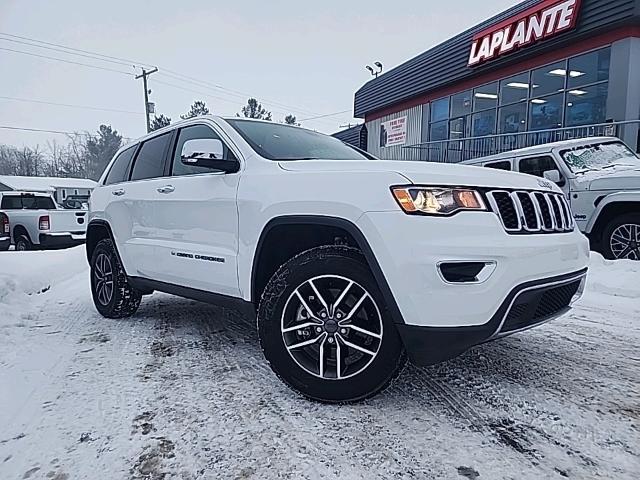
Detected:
[{"left": 468, "top": 0, "right": 581, "bottom": 66}]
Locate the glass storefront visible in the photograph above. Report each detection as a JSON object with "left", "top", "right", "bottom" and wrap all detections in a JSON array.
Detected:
[{"left": 424, "top": 47, "right": 611, "bottom": 142}]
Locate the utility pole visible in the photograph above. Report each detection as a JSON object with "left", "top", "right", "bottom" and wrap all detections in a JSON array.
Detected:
[{"left": 136, "top": 67, "right": 158, "bottom": 133}]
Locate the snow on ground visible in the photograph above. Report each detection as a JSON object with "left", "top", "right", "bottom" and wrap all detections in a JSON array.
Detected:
[{"left": 0, "top": 247, "right": 638, "bottom": 479}]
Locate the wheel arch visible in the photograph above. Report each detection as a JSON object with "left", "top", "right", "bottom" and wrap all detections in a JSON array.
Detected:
[
  {"left": 587, "top": 199, "right": 640, "bottom": 240},
  {"left": 251, "top": 215, "right": 405, "bottom": 325},
  {"left": 13, "top": 224, "right": 30, "bottom": 241},
  {"left": 86, "top": 219, "right": 119, "bottom": 264}
]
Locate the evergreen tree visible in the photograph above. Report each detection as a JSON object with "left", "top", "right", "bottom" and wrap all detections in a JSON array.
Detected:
[
  {"left": 150, "top": 114, "right": 171, "bottom": 131},
  {"left": 85, "top": 125, "right": 123, "bottom": 180},
  {"left": 181, "top": 100, "right": 210, "bottom": 119},
  {"left": 284, "top": 114, "right": 298, "bottom": 125},
  {"left": 240, "top": 98, "right": 272, "bottom": 121}
]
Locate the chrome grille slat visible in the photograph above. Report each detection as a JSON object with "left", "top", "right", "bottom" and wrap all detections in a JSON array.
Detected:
[{"left": 488, "top": 189, "right": 575, "bottom": 235}]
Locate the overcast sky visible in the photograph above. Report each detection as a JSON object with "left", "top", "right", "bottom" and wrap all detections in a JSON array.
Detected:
[{"left": 0, "top": 0, "right": 514, "bottom": 148}]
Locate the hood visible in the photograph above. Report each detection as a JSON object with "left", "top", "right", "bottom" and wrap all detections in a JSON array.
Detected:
[
  {"left": 278, "top": 159, "right": 559, "bottom": 191},
  {"left": 577, "top": 166, "right": 640, "bottom": 191}
]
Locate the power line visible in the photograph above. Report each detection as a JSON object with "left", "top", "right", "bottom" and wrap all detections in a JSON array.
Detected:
[
  {"left": 0, "top": 95, "right": 143, "bottom": 115},
  {"left": 0, "top": 32, "right": 351, "bottom": 127},
  {"left": 0, "top": 47, "right": 136, "bottom": 76},
  {"left": 299, "top": 110, "right": 352, "bottom": 121},
  {"left": 0, "top": 32, "right": 154, "bottom": 69},
  {"left": 0, "top": 31, "right": 329, "bottom": 118},
  {"left": 0, "top": 36, "right": 139, "bottom": 69},
  {"left": 152, "top": 79, "right": 339, "bottom": 127},
  {"left": 0, "top": 125, "right": 132, "bottom": 141},
  {"left": 0, "top": 125, "right": 88, "bottom": 135}
]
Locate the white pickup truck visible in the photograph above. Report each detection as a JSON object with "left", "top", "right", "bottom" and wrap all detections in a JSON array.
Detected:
[
  {"left": 0, "top": 191, "right": 87, "bottom": 250},
  {"left": 463, "top": 137, "right": 640, "bottom": 260}
]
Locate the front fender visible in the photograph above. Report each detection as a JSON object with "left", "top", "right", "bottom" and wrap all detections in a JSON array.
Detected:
[{"left": 585, "top": 192, "right": 640, "bottom": 233}]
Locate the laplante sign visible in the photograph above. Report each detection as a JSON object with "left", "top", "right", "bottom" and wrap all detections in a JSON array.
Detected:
[{"left": 468, "top": 0, "right": 581, "bottom": 66}]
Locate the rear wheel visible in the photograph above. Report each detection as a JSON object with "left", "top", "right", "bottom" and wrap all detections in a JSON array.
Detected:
[
  {"left": 258, "top": 245, "right": 406, "bottom": 403},
  {"left": 15, "top": 234, "right": 32, "bottom": 251},
  {"left": 601, "top": 213, "right": 640, "bottom": 260},
  {"left": 90, "top": 238, "right": 142, "bottom": 318}
]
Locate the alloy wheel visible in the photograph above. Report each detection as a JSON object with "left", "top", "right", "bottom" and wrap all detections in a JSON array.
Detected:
[
  {"left": 281, "top": 275, "right": 383, "bottom": 380},
  {"left": 94, "top": 253, "right": 114, "bottom": 306},
  {"left": 610, "top": 223, "right": 640, "bottom": 260}
]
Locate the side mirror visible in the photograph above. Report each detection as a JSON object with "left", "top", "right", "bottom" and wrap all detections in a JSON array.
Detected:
[
  {"left": 181, "top": 138, "right": 239, "bottom": 173},
  {"left": 543, "top": 169, "right": 562, "bottom": 184}
]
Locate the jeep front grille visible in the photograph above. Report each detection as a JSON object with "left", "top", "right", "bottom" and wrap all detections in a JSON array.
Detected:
[{"left": 487, "top": 190, "right": 574, "bottom": 234}]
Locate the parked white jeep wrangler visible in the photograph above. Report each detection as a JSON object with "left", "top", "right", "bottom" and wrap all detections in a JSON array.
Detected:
[
  {"left": 87, "top": 116, "right": 589, "bottom": 402},
  {"left": 463, "top": 137, "right": 640, "bottom": 260}
]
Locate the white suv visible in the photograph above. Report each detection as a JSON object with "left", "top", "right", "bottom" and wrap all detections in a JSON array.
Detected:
[{"left": 87, "top": 116, "right": 589, "bottom": 402}]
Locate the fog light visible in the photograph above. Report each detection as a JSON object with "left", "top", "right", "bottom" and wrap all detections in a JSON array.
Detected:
[{"left": 437, "top": 261, "right": 496, "bottom": 284}]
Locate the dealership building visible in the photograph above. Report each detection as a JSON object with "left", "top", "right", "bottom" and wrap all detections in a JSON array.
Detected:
[{"left": 346, "top": 0, "right": 640, "bottom": 161}]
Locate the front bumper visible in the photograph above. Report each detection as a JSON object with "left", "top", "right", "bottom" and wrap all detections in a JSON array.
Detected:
[
  {"left": 39, "top": 232, "right": 86, "bottom": 249},
  {"left": 396, "top": 269, "right": 586, "bottom": 365},
  {"left": 357, "top": 211, "right": 590, "bottom": 328}
]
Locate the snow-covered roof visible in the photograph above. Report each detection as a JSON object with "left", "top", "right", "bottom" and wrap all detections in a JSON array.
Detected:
[{"left": 0, "top": 175, "right": 97, "bottom": 192}]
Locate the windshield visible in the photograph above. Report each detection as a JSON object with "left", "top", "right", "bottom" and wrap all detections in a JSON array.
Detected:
[
  {"left": 226, "top": 119, "right": 374, "bottom": 161},
  {"left": 561, "top": 141, "right": 640, "bottom": 174}
]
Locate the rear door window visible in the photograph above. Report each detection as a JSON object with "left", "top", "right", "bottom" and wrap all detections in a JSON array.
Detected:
[
  {"left": 104, "top": 145, "right": 137, "bottom": 185},
  {"left": 518, "top": 156, "right": 558, "bottom": 178},
  {"left": 1, "top": 195, "right": 22, "bottom": 209},
  {"left": 130, "top": 133, "right": 172, "bottom": 181}
]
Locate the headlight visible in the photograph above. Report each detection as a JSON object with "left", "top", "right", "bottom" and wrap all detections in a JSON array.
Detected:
[{"left": 391, "top": 186, "right": 486, "bottom": 215}]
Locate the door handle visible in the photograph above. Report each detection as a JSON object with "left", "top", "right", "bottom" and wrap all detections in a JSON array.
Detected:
[
  {"left": 112, "top": 189, "right": 125, "bottom": 196},
  {"left": 157, "top": 185, "right": 175, "bottom": 194}
]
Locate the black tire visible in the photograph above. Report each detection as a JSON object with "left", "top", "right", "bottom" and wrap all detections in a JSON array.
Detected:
[
  {"left": 15, "top": 234, "right": 32, "bottom": 251},
  {"left": 601, "top": 213, "right": 640, "bottom": 260},
  {"left": 258, "top": 245, "right": 407, "bottom": 403},
  {"left": 90, "top": 238, "right": 142, "bottom": 318}
]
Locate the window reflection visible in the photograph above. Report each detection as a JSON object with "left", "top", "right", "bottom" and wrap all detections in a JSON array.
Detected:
[
  {"left": 425, "top": 47, "right": 610, "bottom": 142},
  {"left": 529, "top": 93, "right": 564, "bottom": 131},
  {"left": 565, "top": 83, "right": 608, "bottom": 126},
  {"left": 500, "top": 72, "right": 530, "bottom": 105},
  {"left": 499, "top": 103, "right": 527, "bottom": 134}
]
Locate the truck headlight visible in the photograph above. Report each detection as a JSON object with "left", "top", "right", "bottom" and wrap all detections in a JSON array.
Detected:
[{"left": 391, "top": 186, "right": 486, "bottom": 215}]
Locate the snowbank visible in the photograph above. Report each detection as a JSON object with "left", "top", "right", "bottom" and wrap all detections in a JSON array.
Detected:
[{"left": 0, "top": 246, "right": 88, "bottom": 306}]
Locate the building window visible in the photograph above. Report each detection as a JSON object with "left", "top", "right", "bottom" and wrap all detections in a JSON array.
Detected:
[
  {"left": 568, "top": 48, "right": 610, "bottom": 88},
  {"left": 565, "top": 83, "right": 608, "bottom": 127},
  {"left": 473, "top": 82, "right": 498, "bottom": 112},
  {"left": 430, "top": 97, "right": 449, "bottom": 123},
  {"left": 449, "top": 116, "right": 469, "bottom": 139},
  {"left": 450, "top": 90, "right": 472, "bottom": 117},
  {"left": 472, "top": 109, "right": 496, "bottom": 136},
  {"left": 430, "top": 121, "right": 448, "bottom": 141},
  {"left": 498, "top": 102, "right": 527, "bottom": 134},
  {"left": 500, "top": 72, "right": 530, "bottom": 105},
  {"left": 531, "top": 61, "right": 567, "bottom": 97},
  {"left": 421, "top": 46, "right": 611, "bottom": 143},
  {"left": 529, "top": 93, "right": 564, "bottom": 131}
]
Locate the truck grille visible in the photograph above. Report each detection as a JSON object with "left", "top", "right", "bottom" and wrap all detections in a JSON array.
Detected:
[{"left": 487, "top": 190, "right": 574, "bottom": 234}]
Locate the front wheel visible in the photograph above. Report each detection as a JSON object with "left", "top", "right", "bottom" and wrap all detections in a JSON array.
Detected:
[
  {"left": 601, "top": 213, "right": 640, "bottom": 260},
  {"left": 258, "top": 245, "right": 406, "bottom": 403},
  {"left": 90, "top": 238, "right": 142, "bottom": 318}
]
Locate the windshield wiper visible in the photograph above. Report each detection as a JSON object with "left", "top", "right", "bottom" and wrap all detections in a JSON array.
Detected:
[{"left": 278, "top": 157, "right": 322, "bottom": 161}]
